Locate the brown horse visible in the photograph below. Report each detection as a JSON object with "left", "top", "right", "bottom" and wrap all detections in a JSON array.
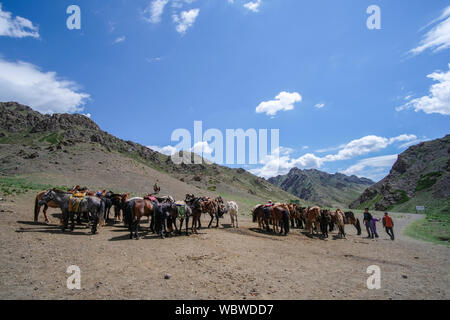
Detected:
[
  {"left": 185, "top": 194, "right": 203, "bottom": 234},
  {"left": 127, "top": 198, "right": 158, "bottom": 239},
  {"left": 344, "top": 211, "right": 361, "bottom": 235},
  {"left": 303, "top": 206, "right": 321, "bottom": 236},
  {"left": 331, "top": 209, "right": 346, "bottom": 239},
  {"left": 270, "top": 204, "right": 290, "bottom": 235},
  {"left": 252, "top": 204, "right": 268, "bottom": 230},
  {"left": 34, "top": 190, "right": 59, "bottom": 223}
]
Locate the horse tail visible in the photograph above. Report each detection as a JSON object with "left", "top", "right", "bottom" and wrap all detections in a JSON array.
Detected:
[
  {"left": 355, "top": 218, "right": 361, "bottom": 235},
  {"left": 123, "top": 200, "right": 133, "bottom": 229},
  {"left": 34, "top": 195, "right": 40, "bottom": 221},
  {"left": 252, "top": 207, "right": 257, "bottom": 222}
]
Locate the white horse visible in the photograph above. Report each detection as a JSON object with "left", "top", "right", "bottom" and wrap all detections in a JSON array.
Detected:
[{"left": 225, "top": 201, "right": 239, "bottom": 228}]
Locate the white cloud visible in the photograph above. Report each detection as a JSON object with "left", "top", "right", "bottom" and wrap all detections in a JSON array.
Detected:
[
  {"left": 388, "top": 134, "right": 418, "bottom": 144},
  {"left": 243, "top": 0, "right": 261, "bottom": 13},
  {"left": 148, "top": 145, "right": 178, "bottom": 155},
  {"left": 255, "top": 91, "right": 302, "bottom": 116},
  {"left": 0, "top": 4, "right": 39, "bottom": 38},
  {"left": 191, "top": 140, "right": 213, "bottom": 155},
  {"left": 250, "top": 134, "right": 417, "bottom": 179},
  {"left": 315, "top": 103, "right": 325, "bottom": 109},
  {"left": 396, "top": 64, "right": 450, "bottom": 116},
  {"left": 114, "top": 36, "right": 126, "bottom": 44},
  {"left": 144, "top": 0, "right": 169, "bottom": 24},
  {"left": 0, "top": 57, "right": 90, "bottom": 114},
  {"left": 340, "top": 154, "right": 398, "bottom": 181},
  {"left": 411, "top": 6, "right": 450, "bottom": 54},
  {"left": 172, "top": 8, "right": 200, "bottom": 34}
]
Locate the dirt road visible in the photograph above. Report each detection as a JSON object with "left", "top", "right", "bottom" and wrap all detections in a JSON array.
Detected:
[{"left": 0, "top": 193, "right": 448, "bottom": 300}]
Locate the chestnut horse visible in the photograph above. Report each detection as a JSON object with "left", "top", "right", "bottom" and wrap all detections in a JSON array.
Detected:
[
  {"left": 303, "top": 206, "right": 321, "bottom": 236},
  {"left": 34, "top": 190, "right": 59, "bottom": 223},
  {"left": 331, "top": 209, "right": 346, "bottom": 239},
  {"left": 252, "top": 204, "right": 269, "bottom": 230},
  {"left": 126, "top": 198, "right": 158, "bottom": 239},
  {"left": 271, "top": 204, "right": 290, "bottom": 235}
]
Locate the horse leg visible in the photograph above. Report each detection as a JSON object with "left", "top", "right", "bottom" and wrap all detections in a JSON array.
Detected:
[
  {"left": 42, "top": 204, "right": 50, "bottom": 224},
  {"left": 91, "top": 214, "right": 98, "bottom": 234},
  {"left": 135, "top": 217, "right": 141, "bottom": 240},
  {"left": 70, "top": 212, "right": 75, "bottom": 231},
  {"left": 215, "top": 213, "right": 219, "bottom": 228},
  {"left": 185, "top": 216, "right": 190, "bottom": 236},
  {"left": 207, "top": 213, "right": 214, "bottom": 228}
]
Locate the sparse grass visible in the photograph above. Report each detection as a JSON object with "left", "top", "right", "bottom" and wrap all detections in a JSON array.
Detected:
[
  {"left": 0, "top": 176, "right": 68, "bottom": 196},
  {"left": 415, "top": 171, "right": 442, "bottom": 192},
  {"left": 404, "top": 213, "right": 450, "bottom": 246},
  {"left": 356, "top": 193, "right": 382, "bottom": 210}
]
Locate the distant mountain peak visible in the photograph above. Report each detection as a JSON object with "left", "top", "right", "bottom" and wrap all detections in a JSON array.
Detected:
[{"left": 268, "top": 167, "right": 374, "bottom": 208}]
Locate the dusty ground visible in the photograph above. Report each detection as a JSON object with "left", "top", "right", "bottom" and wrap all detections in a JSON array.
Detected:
[{"left": 0, "top": 192, "right": 448, "bottom": 300}]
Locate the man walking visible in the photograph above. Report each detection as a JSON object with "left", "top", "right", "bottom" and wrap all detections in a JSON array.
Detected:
[
  {"left": 382, "top": 212, "right": 395, "bottom": 240},
  {"left": 363, "top": 208, "right": 373, "bottom": 238}
]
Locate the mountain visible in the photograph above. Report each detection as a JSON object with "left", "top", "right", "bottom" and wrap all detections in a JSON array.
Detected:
[
  {"left": 0, "top": 101, "right": 299, "bottom": 214},
  {"left": 350, "top": 135, "right": 450, "bottom": 214},
  {"left": 267, "top": 168, "right": 374, "bottom": 208}
]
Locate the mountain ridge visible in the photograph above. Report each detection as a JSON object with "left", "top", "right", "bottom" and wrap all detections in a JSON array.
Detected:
[{"left": 268, "top": 167, "right": 374, "bottom": 208}]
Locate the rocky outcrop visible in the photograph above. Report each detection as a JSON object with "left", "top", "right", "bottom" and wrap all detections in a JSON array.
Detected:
[{"left": 350, "top": 134, "right": 450, "bottom": 213}]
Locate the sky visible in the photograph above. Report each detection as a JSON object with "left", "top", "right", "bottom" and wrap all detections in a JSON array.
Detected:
[{"left": 0, "top": 0, "right": 449, "bottom": 182}]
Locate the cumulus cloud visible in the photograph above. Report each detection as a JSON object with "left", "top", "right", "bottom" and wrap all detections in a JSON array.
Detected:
[
  {"left": 148, "top": 145, "right": 178, "bottom": 155},
  {"left": 0, "top": 4, "right": 39, "bottom": 38},
  {"left": 396, "top": 64, "right": 450, "bottom": 116},
  {"left": 340, "top": 154, "right": 398, "bottom": 181},
  {"left": 243, "top": 0, "right": 262, "bottom": 12},
  {"left": 0, "top": 57, "right": 90, "bottom": 114},
  {"left": 411, "top": 6, "right": 450, "bottom": 54},
  {"left": 255, "top": 91, "right": 302, "bottom": 116},
  {"left": 144, "top": 0, "right": 169, "bottom": 24},
  {"left": 250, "top": 134, "right": 417, "bottom": 178},
  {"left": 172, "top": 8, "right": 199, "bottom": 34}
]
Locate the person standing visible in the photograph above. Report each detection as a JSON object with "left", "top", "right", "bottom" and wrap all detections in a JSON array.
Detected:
[
  {"left": 370, "top": 217, "right": 380, "bottom": 238},
  {"left": 363, "top": 208, "right": 373, "bottom": 238},
  {"left": 382, "top": 212, "right": 395, "bottom": 240}
]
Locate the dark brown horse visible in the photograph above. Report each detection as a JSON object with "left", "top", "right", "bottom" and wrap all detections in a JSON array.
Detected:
[
  {"left": 126, "top": 198, "right": 158, "bottom": 239},
  {"left": 185, "top": 194, "right": 203, "bottom": 234},
  {"left": 344, "top": 211, "right": 361, "bottom": 235},
  {"left": 271, "top": 204, "right": 290, "bottom": 235},
  {"left": 252, "top": 204, "right": 268, "bottom": 230}
]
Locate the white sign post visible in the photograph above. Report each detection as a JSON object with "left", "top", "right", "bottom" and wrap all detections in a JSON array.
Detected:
[{"left": 416, "top": 206, "right": 425, "bottom": 213}]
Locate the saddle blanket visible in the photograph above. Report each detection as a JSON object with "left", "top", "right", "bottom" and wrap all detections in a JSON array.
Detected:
[{"left": 68, "top": 196, "right": 85, "bottom": 213}]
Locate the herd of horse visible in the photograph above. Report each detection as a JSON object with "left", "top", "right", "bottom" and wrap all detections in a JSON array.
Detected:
[
  {"left": 34, "top": 186, "right": 360, "bottom": 240},
  {"left": 252, "top": 203, "right": 362, "bottom": 239},
  {"left": 34, "top": 187, "right": 239, "bottom": 239}
]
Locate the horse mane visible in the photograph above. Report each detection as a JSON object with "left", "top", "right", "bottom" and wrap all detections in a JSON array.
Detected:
[{"left": 52, "top": 188, "right": 71, "bottom": 194}]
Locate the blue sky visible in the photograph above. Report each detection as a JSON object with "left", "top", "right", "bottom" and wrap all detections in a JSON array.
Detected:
[{"left": 0, "top": 0, "right": 449, "bottom": 181}]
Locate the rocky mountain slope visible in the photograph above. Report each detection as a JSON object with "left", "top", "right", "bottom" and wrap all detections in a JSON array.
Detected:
[
  {"left": 268, "top": 168, "right": 374, "bottom": 208},
  {"left": 0, "top": 102, "right": 299, "bottom": 214},
  {"left": 350, "top": 135, "right": 450, "bottom": 214}
]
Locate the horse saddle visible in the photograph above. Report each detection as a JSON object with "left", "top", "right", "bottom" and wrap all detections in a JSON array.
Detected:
[
  {"left": 68, "top": 196, "right": 84, "bottom": 213},
  {"left": 177, "top": 205, "right": 185, "bottom": 218}
]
